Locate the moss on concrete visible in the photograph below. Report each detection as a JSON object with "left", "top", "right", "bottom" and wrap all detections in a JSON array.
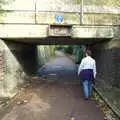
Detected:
[
  {"left": 76, "top": 0, "right": 120, "bottom": 7},
  {"left": 84, "top": 13, "right": 120, "bottom": 25},
  {"left": 37, "top": 13, "right": 80, "bottom": 25},
  {"left": 76, "top": 0, "right": 81, "bottom": 4}
]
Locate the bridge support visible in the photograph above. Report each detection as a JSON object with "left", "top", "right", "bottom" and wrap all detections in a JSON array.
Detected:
[
  {"left": 0, "top": 24, "right": 113, "bottom": 44},
  {"left": 0, "top": 40, "right": 39, "bottom": 97},
  {"left": 0, "top": 39, "right": 55, "bottom": 98},
  {"left": 92, "top": 39, "right": 120, "bottom": 88},
  {"left": 0, "top": 39, "right": 25, "bottom": 97}
]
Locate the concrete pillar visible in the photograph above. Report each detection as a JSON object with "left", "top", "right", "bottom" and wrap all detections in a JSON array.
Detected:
[
  {"left": 0, "top": 40, "right": 39, "bottom": 98},
  {"left": 0, "top": 40, "right": 25, "bottom": 98},
  {"left": 0, "top": 40, "right": 56, "bottom": 98},
  {"left": 92, "top": 39, "right": 120, "bottom": 88}
]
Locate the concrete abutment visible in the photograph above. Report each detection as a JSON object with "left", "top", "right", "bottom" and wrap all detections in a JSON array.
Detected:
[
  {"left": 0, "top": 37, "right": 119, "bottom": 98},
  {"left": 92, "top": 39, "right": 120, "bottom": 88},
  {"left": 0, "top": 39, "right": 24, "bottom": 97},
  {"left": 0, "top": 39, "right": 54, "bottom": 98}
]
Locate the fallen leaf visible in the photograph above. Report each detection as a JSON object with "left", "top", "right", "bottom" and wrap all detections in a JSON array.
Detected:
[
  {"left": 70, "top": 117, "right": 75, "bottom": 120},
  {"left": 16, "top": 101, "right": 22, "bottom": 105},
  {"left": 23, "top": 100, "right": 28, "bottom": 103}
]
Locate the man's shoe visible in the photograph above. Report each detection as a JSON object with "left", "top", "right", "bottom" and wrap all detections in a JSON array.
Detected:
[{"left": 84, "top": 97, "right": 89, "bottom": 100}]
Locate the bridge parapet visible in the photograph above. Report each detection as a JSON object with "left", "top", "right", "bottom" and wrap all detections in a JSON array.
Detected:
[
  {"left": 1, "top": 2, "right": 120, "bottom": 25},
  {"left": 1, "top": 0, "right": 120, "bottom": 42},
  {"left": 1, "top": 0, "right": 120, "bottom": 25}
]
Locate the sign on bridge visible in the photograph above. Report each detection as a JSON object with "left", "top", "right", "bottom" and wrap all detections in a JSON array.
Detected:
[{"left": 48, "top": 25, "right": 72, "bottom": 37}]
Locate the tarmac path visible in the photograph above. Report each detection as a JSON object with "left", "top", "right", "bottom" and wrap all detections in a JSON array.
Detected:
[{"left": 0, "top": 51, "right": 104, "bottom": 120}]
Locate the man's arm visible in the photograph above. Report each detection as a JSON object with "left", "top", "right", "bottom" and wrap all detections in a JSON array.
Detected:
[
  {"left": 93, "top": 60, "right": 96, "bottom": 79},
  {"left": 78, "top": 59, "right": 84, "bottom": 76}
]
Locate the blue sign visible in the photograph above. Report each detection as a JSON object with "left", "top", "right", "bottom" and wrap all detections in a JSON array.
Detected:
[{"left": 56, "top": 15, "right": 64, "bottom": 23}]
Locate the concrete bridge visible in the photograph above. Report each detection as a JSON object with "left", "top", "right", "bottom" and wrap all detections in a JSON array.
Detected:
[
  {"left": 1, "top": 0, "right": 119, "bottom": 44},
  {"left": 0, "top": 0, "right": 120, "bottom": 98}
]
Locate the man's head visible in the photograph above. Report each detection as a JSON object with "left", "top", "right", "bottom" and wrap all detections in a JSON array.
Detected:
[{"left": 86, "top": 49, "right": 92, "bottom": 56}]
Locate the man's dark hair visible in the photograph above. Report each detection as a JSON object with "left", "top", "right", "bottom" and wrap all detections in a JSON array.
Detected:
[{"left": 86, "top": 49, "right": 92, "bottom": 56}]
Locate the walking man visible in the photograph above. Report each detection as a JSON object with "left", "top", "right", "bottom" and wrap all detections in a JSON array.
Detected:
[{"left": 78, "top": 49, "right": 96, "bottom": 100}]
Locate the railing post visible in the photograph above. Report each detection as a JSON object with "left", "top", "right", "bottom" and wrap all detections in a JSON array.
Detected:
[
  {"left": 80, "top": 0, "right": 84, "bottom": 25},
  {"left": 35, "top": 0, "right": 38, "bottom": 24}
]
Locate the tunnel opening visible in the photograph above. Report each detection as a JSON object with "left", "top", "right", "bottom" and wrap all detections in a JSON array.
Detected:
[
  {"left": 0, "top": 38, "right": 120, "bottom": 119},
  {"left": 0, "top": 0, "right": 120, "bottom": 118},
  {"left": 0, "top": 38, "right": 120, "bottom": 98}
]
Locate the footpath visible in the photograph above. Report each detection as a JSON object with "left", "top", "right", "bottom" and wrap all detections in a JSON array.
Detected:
[
  {"left": 66, "top": 52, "right": 120, "bottom": 119},
  {"left": 0, "top": 51, "right": 105, "bottom": 120}
]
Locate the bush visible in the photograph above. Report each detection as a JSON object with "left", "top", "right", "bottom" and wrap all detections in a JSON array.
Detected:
[{"left": 64, "top": 46, "right": 73, "bottom": 54}]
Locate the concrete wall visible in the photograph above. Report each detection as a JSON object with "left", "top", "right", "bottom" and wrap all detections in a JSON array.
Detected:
[
  {"left": 37, "top": 45, "right": 55, "bottom": 68},
  {"left": 0, "top": 40, "right": 25, "bottom": 98},
  {"left": 0, "top": 39, "right": 55, "bottom": 98},
  {"left": 92, "top": 39, "right": 120, "bottom": 88}
]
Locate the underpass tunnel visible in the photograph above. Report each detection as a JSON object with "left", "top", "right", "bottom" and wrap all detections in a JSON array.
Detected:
[
  {"left": 4, "top": 41, "right": 38, "bottom": 76},
  {"left": 0, "top": 38, "right": 120, "bottom": 98},
  {"left": 3, "top": 41, "right": 56, "bottom": 75},
  {"left": 0, "top": 40, "right": 55, "bottom": 97}
]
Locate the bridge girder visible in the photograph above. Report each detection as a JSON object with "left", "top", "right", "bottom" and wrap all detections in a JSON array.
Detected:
[{"left": 0, "top": 24, "right": 113, "bottom": 44}]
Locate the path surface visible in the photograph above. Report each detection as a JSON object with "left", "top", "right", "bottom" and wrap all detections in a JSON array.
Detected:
[
  {"left": 0, "top": 51, "right": 104, "bottom": 120},
  {"left": 38, "top": 51, "right": 79, "bottom": 84}
]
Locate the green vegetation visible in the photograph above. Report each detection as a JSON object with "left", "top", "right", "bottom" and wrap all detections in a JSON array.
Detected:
[
  {"left": 57, "top": 45, "right": 85, "bottom": 64},
  {"left": 0, "top": 0, "right": 10, "bottom": 15},
  {"left": 76, "top": 0, "right": 81, "bottom": 4},
  {"left": 84, "top": 13, "right": 120, "bottom": 25},
  {"left": 0, "top": 0, "right": 14, "bottom": 22},
  {"left": 74, "top": 46, "right": 85, "bottom": 64},
  {"left": 76, "top": 0, "right": 120, "bottom": 7},
  {"left": 64, "top": 45, "right": 73, "bottom": 54},
  {"left": 0, "top": 0, "right": 8, "bottom": 9},
  {"left": 0, "top": 0, "right": 15, "bottom": 10}
]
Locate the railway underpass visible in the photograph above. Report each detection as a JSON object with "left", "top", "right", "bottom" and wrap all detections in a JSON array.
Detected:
[
  {"left": 0, "top": 34, "right": 119, "bottom": 120},
  {"left": 0, "top": 0, "right": 120, "bottom": 119}
]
